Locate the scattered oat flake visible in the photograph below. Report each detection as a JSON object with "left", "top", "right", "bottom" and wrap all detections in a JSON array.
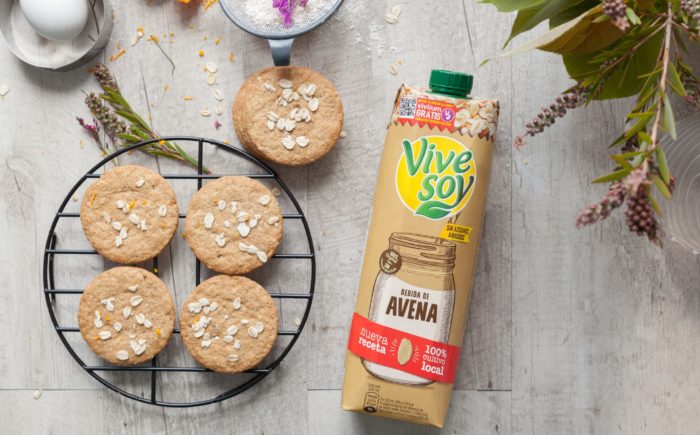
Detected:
[
  {"left": 130, "top": 295, "right": 144, "bottom": 307},
  {"left": 0, "top": 83, "right": 8, "bottom": 97},
  {"left": 33, "top": 390, "right": 42, "bottom": 400},
  {"left": 259, "top": 195, "right": 271, "bottom": 205},
  {"left": 128, "top": 284, "right": 139, "bottom": 292},
  {"left": 294, "top": 317, "right": 302, "bottom": 326},
  {"left": 213, "top": 89, "right": 223, "bottom": 101},
  {"left": 340, "top": 130, "right": 347, "bottom": 138},
  {"left": 116, "top": 350, "right": 129, "bottom": 361},
  {"left": 233, "top": 297, "right": 241, "bottom": 310},
  {"left": 204, "top": 212, "right": 215, "bottom": 229},
  {"left": 271, "top": 187, "right": 282, "bottom": 197},
  {"left": 256, "top": 250, "right": 268, "bottom": 263},
  {"left": 390, "top": 64, "right": 399, "bottom": 76},
  {"left": 215, "top": 101, "right": 223, "bottom": 115},
  {"left": 200, "top": 109, "right": 212, "bottom": 117},
  {"left": 205, "top": 61, "right": 218, "bottom": 73},
  {"left": 158, "top": 205, "right": 167, "bottom": 216}
]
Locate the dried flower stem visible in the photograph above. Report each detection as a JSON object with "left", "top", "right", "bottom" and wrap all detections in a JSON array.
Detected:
[{"left": 80, "top": 63, "right": 206, "bottom": 172}]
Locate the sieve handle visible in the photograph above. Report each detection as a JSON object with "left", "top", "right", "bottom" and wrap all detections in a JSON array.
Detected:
[{"left": 269, "top": 39, "right": 294, "bottom": 66}]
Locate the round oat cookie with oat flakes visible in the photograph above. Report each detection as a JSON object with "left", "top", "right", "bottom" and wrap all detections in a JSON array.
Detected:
[
  {"left": 184, "top": 176, "right": 283, "bottom": 275},
  {"left": 180, "top": 275, "right": 279, "bottom": 374},
  {"left": 80, "top": 165, "right": 179, "bottom": 264},
  {"left": 233, "top": 66, "right": 344, "bottom": 166},
  {"left": 77, "top": 267, "right": 176, "bottom": 366}
]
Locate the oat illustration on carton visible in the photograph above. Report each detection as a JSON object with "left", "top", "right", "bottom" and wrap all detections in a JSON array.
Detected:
[{"left": 342, "top": 70, "right": 499, "bottom": 427}]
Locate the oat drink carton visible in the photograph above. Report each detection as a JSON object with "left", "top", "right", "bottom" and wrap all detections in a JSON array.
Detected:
[{"left": 341, "top": 70, "right": 499, "bottom": 427}]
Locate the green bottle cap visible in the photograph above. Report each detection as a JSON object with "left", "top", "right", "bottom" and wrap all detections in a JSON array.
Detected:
[{"left": 429, "top": 69, "right": 473, "bottom": 98}]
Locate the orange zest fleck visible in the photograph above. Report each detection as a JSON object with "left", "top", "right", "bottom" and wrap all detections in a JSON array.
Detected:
[
  {"left": 198, "top": 49, "right": 205, "bottom": 57},
  {"left": 214, "top": 36, "right": 221, "bottom": 45},
  {"left": 147, "top": 34, "right": 160, "bottom": 43},
  {"left": 155, "top": 328, "right": 162, "bottom": 337},
  {"left": 203, "top": 0, "right": 218, "bottom": 10},
  {"left": 183, "top": 96, "right": 193, "bottom": 101},
  {"left": 110, "top": 49, "right": 126, "bottom": 62},
  {"left": 104, "top": 315, "right": 111, "bottom": 321},
  {"left": 158, "top": 139, "right": 166, "bottom": 145},
  {"left": 142, "top": 200, "right": 148, "bottom": 205},
  {"left": 90, "top": 192, "right": 97, "bottom": 206},
  {"left": 163, "top": 84, "right": 169, "bottom": 92},
  {"left": 127, "top": 200, "right": 136, "bottom": 211},
  {"left": 153, "top": 267, "right": 158, "bottom": 273},
  {"left": 229, "top": 51, "right": 235, "bottom": 62}
]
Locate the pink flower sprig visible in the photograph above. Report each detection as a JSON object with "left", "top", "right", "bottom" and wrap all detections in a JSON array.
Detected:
[{"left": 272, "top": 0, "right": 308, "bottom": 28}]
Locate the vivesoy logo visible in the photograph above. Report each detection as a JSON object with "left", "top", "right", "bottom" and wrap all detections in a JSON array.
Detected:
[{"left": 396, "top": 136, "right": 476, "bottom": 220}]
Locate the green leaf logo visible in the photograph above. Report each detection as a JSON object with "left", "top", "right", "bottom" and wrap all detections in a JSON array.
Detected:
[{"left": 415, "top": 201, "right": 453, "bottom": 220}]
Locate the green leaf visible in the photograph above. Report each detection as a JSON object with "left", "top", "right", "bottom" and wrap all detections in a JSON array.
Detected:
[
  {"left": 610, "top": 154, "right": 633, "bottom": 170},
  {"left": 663, "top": 94, "right": 676, "bottom": 140},
  {"left": 667, "top": 63, "right": 688, "bottom": 97},
  {"left": 549, "top": 0, "right": 599, "bottom": 27},
  {"left": 648, "top": 195, "right": 662, "bottom": 215},
  {"left": 593, "top": 14, "right": 611, "bottom": 23},
  {"left": 656, "top": 146, "right": 670, "bottom": 184},
  {"left": 627, "top": 110, "right": 656, "bottom": 119},
  {"left": 610, "top": 112, "right": 654, "bottom": 146},
  {"left": 625, "top": 8, "right": 641, "bottom": 25},
  {"left": 637, "top": 131, "right": 653, "bottom": 144},
  {"left": 487, "top": 6, "right": 622, "bottom": 61},
  {"left": 414, "top": 201, "right": 453, "bottom": 220},
  {"left": 564, "top": 26, "right": 664, "bottom": 100},
  {"left": 480, "top": 0, "right": 544, "bottom": 12},
  {"left": 651, "top": 175, "right": 672, "bottom": 199},
  {"left": 592, "top": 168, "right": 631, "bottom": 183}
]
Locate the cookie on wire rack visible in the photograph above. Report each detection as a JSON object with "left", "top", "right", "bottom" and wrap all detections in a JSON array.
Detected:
[
  {"left": 80, "top": 165, "right": 179, "bottom": 264},
  {"left": 180, "top": 275, "right": 279, "bottom": 374},
  {"left": 233, "top": 66, "right": 344, "bottom": 166},
  {"left": 77, "top": 267, "right": 176, "bottom": 365},
  {"left": 183, "top": 176, "right": 283, "bottom": 275}
]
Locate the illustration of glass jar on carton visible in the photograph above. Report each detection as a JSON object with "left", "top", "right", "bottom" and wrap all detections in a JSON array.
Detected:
[{"left": 342, "top": 70, "right": 499, "bottom": 427}]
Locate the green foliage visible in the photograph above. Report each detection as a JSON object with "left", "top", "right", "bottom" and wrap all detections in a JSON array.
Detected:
[{"left": 484, "top": 0, "right": 700, "bottom": 244}]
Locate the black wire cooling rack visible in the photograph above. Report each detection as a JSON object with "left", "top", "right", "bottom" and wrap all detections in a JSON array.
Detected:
[{"left": 42, "top": 137, "right": 315, "bottom": 407}]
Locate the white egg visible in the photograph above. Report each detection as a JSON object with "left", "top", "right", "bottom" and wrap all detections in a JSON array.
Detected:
[{"left": 19, "top": 0, "right": 89, "bottom": 42}]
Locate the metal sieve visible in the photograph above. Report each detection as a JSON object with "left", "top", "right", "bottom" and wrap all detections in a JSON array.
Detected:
[{"left": 219, "top": 0, "right": 343, "bottom": 66}]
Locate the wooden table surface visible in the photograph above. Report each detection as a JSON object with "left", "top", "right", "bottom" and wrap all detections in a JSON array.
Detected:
[{"left": 1, "top": 1, "right": 699, "bottom": 433}]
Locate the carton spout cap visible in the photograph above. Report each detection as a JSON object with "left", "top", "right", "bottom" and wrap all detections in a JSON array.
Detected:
[{"left": 429, "top": 70, "right": 473, "bottom": 98}]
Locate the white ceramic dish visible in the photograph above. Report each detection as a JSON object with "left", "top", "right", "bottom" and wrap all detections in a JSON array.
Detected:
[{"left": 0, "top": 0, "right": 112, "bottom": 71}]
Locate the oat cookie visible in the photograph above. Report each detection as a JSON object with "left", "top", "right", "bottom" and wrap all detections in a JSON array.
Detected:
[
  {"left": 77, "top": 267, "right": 176, "bottom": 365},
  {"left": 184, "top": 176, "right": 283, "bottom": 275},
  {"left": 180, "top": 275, "right": 279, "bottom": 374},
  {"left": 233, "top": 66, "right": 344, "bottom": 166},
  {"left": 80, "top": 165, "right": 179, "bottom": 264}
]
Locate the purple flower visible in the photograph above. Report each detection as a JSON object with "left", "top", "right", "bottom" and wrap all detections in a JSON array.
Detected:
[{"left": 273, "top": 0, "right": 307, "bottom": 28}]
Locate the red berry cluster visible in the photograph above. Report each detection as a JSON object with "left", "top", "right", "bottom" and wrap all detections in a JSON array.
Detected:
[
  {"left": 603, "top": 0, "right": 630, "bottom": 31},
  {"left": 681, "top": 0, "right": 700, "bottom": 26},
  {"left": 625, "top": 185, "right": 659, "bottom": 244},
  {"left": 575, "top": 182, "right": 627, "bottom": 229},
  {"left": 524, "top": 87, "right": 585, "bottom": 137}
]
